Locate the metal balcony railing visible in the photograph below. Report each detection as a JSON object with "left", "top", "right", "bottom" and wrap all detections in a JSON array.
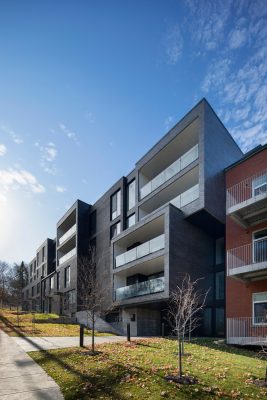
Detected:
[
  {"left": 140, "top": 144, "right": 199, "bottom": 199},
  {"left": 227, "top": 238, "right": 267, "bottom": 274},
  {"left": 115, "top": 276, "right": 165, "bottom": 300},
  {"left": 227, "top": 317, "right": 267, "bottom": 345},
  {"left": 115, "top": 234, "right": 165, "bottom": 268},
  {"left": 227, "top": 168, "right": 267, "bottom": 211},
  {"left": 58, "top": 224, "right": 77, "bottom": 246},
  {"left": 59, "top": 247, "right": 76, "bottom": 265}
]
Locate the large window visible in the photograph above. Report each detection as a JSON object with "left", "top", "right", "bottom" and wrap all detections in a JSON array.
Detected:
[
  {"left": 64, "top": 290, "right": 76, "bottom": 309},
  {"left": 127, "top": 180, "right": 136, "bottom": 211},
  {"left": 64, "top": 266, "right": 70, "bottom": 288},
  {"left": 126, "top": 213, "right": 135, "bottom": 229},
  {"left": 215, "top": 271, "right": 225, "bottom": 300},
  {"left": 253, "top": 292, "right": 267, "bottom": 324},
  {"left": 215, "top": 238, "right": 225, "bottom": 265},
  {"left": 42, "top": 246, "right": 45, "bottom": 262},
  {"left": 253, "top": 174, "right": 267, "bottom": 196},
  {"left": 111, "top": 190, "right": 121, "bottom": 220},
  {"left": 110, "top": 221, "right": 121, "bottom": 239},
  {"left": 253, "top": 229, "right": 267, "bottom": 263}
]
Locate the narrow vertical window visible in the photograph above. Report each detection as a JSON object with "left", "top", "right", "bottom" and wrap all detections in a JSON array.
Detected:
[
  {"left": 127, "top": 180, "right": 136, "bottom": 211},
  {"left": 111, "top": 190, "right": 121, "bottom": 220}
]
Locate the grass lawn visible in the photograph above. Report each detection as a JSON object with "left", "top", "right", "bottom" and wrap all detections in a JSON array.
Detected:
[
  {"left": 0, "top": 308, "right": 113, "bottom": 337},
  {"left": 29, "top": 337, "right": 267, "bottom": 399}
]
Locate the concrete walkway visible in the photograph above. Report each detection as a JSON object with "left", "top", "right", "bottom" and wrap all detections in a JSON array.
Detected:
[
  {"left": 13, "top": 335, "right": 127, "bottom": 352},
  {"left": 0, "top": 330, "right": 63, "bottom": 399}
]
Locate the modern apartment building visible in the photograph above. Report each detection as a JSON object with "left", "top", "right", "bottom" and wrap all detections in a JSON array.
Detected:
[
  {"left": 226, "top": 144, "right": 267, "bottom": 345},
  {"left": 23, "top": 98, "right": 243, "bottom": 336}
]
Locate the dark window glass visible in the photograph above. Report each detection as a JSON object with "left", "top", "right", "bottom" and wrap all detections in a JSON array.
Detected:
[
  {"left": 64, "top": 266, "right": 70, "bottom": 288},
  {"left": 57, "top": 272, "right": 60, "bottom": 290},
  {"left": 111, "top": 190, "right": 121, "bottom": 220},
  {"left": 202, "top": 308, "right": 212, "bottom": 336},
  {"left": 127, "top": 180, "right": 135, "bottom": 211},
  {"left": 215, "top": 237, "right": 225, "bottom": 265},
  {"left": 215, "top": 308, "right": 224, "bottom": 336},
  {"left": 216, "top": 271, "right": 225, "bottom": 300}
]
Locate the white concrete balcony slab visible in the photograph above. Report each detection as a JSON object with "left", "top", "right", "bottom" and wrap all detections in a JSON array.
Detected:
[
  {"left": 58, "top": 224, "right": 76, "bottom": 246},
  {"left": 58, "top": 247, "right": 76, "bottom": 265}
]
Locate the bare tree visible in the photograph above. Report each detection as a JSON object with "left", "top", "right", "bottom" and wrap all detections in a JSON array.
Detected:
[
  {"left": 77, "top": 247, "right": 116, "bottom": 354},
  {"left": 9, "top": 262, "right": 28, "bottom": 327},
  {"left": 167, "top": 274, "right": 208, "bottom": 383}
]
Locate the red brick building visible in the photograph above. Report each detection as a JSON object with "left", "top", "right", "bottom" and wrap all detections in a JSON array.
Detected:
[{"left": 226, "top": 144, "right": 267, "bottom": 345}]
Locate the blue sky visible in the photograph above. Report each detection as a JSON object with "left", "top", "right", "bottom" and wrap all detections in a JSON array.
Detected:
[{"left": 0, "top": 0, "right": 267, "bottom": 263}]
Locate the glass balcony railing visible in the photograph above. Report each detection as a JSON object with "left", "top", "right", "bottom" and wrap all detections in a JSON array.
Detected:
[
  {"left": 140, "top": 144, "right": 198, "bottom": 199},
  {"left": 116, "top": 276, "right": 165, "bottom": 300},
  {"left": 170, "top": 184, "right": 199, "bottom": 209},
  {"left": 58, "top": 224, "right": 77, "bottom": 246},
  {"left": 59, "top": 247, "right": 76, "bottom": 265},
  {"left": 115, "top": 234, "right": 165, "bottom": 268}
]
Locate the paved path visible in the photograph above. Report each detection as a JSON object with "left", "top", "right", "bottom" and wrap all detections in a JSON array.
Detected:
[
  {"left": 13, "top": 335, "right": 127, "bottom": 352},
  {"left": 0, "top": 330, "right": 63, "bottom": 399}
]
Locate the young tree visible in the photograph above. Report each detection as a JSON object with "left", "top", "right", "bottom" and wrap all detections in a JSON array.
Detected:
[
  {"left": 167, "top": 273, "right": 208, "bottom": 383},
  {"left": 77, "top": 247, "right": 115, "bottom": 354},
  {"left": 9, "top": 262, "right": 28, "bottom": 326}
]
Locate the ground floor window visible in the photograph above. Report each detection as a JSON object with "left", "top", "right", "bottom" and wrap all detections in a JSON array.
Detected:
[
  {"left": 253, "top": 292, "right": 267, "bottom": 324},
  {"left": 215, "top": 308, "right": 224, "bottom": 336},
  {"left": 63, "top": 290, "right": 76, "bottom": 309}
]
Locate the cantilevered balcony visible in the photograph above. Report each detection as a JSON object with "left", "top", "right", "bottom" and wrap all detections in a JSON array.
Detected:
[
  {"left": 58, "top": 224, "right": 76, "bottom": 246},
  {"left": 227, "top": 169, "right": 267, "bottom": 227},
  {"left": 115, "top": 234, "right": 165, "bottom": 268},
  {"left": 115, "top": 276, "right": 165, "bottom": 300},
  {"left": 140, "top": 144, "right": 198, "bottom": 200},
  {"left": 59, "top": 247, "right": 76, "bottom": 265},
  {"left": 227, "top": 238, "right": 267, "bottom": 280}
]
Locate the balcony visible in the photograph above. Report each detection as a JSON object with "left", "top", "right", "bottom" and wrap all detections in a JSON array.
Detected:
[
  {"left": 58, "top": 224, "right": 76, "bottom": 246},
  {"left": 227, "top": 169, "right": 267, "bottom": 227},
  {"left": 140, "top": 144, "right": 198, "bottom": 200},
  {"left": 227, "top": 317, "right": 267, "bottom": 346},
  {"left": 115, "top": 276, "right": 165, "bottom": 300},
  {"left": 227, "top": 238, "right": 267, "bottom": 280},
  {"left": 115, "top": 234, "right": 165, "bottom": 268},
  {"left": 59, "top": 247, "right": 76, "bottom": 265}
]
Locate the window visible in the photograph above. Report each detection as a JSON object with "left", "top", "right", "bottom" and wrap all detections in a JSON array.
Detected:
[
  {"left": 36, "top": 253, "right": 39, "bottom": 266},
  {"left": 64, "top": 290, "right": 76, "bottom": 309},
  {"left": 36, "top": 269, "right": 39, "bottom": 278},
  {"left": 127, "top": 180, "right": 135, "bottom": 211},
  {"left": 126, "top": 213, "right": 135, "bottom": 229},
  {"left": 50, "top": 276, "right": 54, "bottom": 290},
  {"left": 89, "top": 210, "right": 97, "bottom": 235},
  {"left": 42, "top": 265, "right": 45, "bottom": 276},
  {"left": 111, "top": 190, "right": 121, "bottom": 220},
  {"left": 253, "top": 292, "right": 267, "bottom": 324},
  {"left": 253, "top": 229, "right": 267, "bottom": 263},
  {"left": 34, "top": 260, "right": 36, "bottom": 273},
  {"left": 215, "top": 238, "right": 225, "bottom": 265},
  {"left": 57, "top": 272, "right": 60, "bottom": 290},
  {"left": 215, "top": 308, "right": 225, "bottom": 336},
  {"left": 64, "top": 266, "right": 70, "bottom": 288},
  {"left": 110, "top": 221, "right": 121, "bottom": 239},
  {"left": 42, "top": 246, "right": 45, "bottom": 262},
  {"left": 216, "top": 271, "right": 225, "bottom": 300},
  {"left": 253, "top": 174, "right": 267, "bottom": 196},
  {"left": 37, "top": 283, "right": 40, "bottom": 294},
  {"left": 30, "top": 264, "right": 33, "bottom": 276},
  {"left": 31, "top": 286, "right": 34, "bottom": 297}
]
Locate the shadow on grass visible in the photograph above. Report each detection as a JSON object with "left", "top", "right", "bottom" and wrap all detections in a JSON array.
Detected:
[
  {"left": 0, "top": 313, "right": 41, "bottom": 336},
  {"left": 187, "top": 337, "right": 260, "bottom": 359}
]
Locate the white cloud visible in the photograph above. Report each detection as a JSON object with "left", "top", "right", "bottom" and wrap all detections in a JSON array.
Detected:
[
  {"left": 229, "top": 28, "right": 247, "bottom": 49},
  {"left": 162, "top": 25, "right": 183, "bottom": 65},
  {"left": 36, "top": 142, "right": 58, "bottom": 174},
  {"left": 0, "top": 144, "right": 7, "bottom": 156},
  {"left": 0, "top": 168, "right": 45, "bottom": 194},
  {"left": 0, "top": 125, "right": 23, "bottom": 144},
  {"left": 58, "top": 123, "right": 79, "bottom": 144},
  {"left": 43, "top": 146, "right": 57, "bottom": 162},
  {"left": 56, "top": 185, "right": 67, "bottom": 193}
]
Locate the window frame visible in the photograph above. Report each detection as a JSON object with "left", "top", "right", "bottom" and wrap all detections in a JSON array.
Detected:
[
  {"left": 252, "top": 291, "right": 267, "bottom": 326},
  {"left": 110, "top": 190, "right": 121, "bottom": 221}
]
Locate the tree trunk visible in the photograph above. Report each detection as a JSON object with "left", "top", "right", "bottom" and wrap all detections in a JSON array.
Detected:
[
  {"left": 178, "top": 338, "right": 182, "bottom": 378},
  {"left": 16, "top": 305, "right": 19, "bottom": 327},
  {"left": 92, "top": 310, "right": 95, "bottom": 354},
  {"left": 265, "top": 364, "right": 267, "bottom": 383}
]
